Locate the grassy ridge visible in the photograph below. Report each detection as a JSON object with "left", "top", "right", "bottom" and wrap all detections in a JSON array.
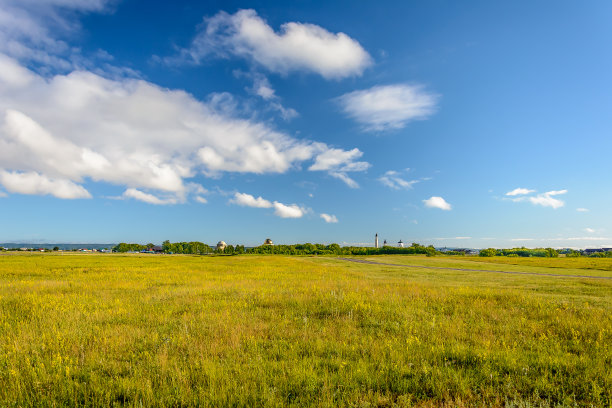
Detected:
[{"left": 0, "top": 254, "right": 610, "bottom": 407}]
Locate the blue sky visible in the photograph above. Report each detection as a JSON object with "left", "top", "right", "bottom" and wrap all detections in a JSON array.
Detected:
[{"left": 0, "top": 0, "right": 611, "bottom": 248}]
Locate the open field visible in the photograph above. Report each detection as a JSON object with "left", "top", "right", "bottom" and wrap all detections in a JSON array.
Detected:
[{"left": 0, "top": 253, "right": 610, "bottom": 407}]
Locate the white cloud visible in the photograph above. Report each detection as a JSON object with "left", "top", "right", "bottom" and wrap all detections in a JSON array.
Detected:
[
  {"left": 0, "top": 170, "right": 91, "bottom": 199},
  {"left": 177, "top": 9, "right": 372, "bottom": 79},
  {"left": 309, "top": 147, "right": 369, "bottom": 188},
  {"left": 309, "top": 148, "right": 369, "bottom": 172},
  {"left": 423, "top": 196, "right": 452, "bottom": 211},
  {"left": 506, "top": 187, "right": 535, "bottom": 196},
  {"left": 0, "top": 54, "right": 369, "bottom": 201},
  {"left": 273, "top": 201, "right": 304, "bottom": 218},
  {"left": 122, "top": 188, "right": 178, "bottom": 205},
  {"left": 585, "top": 228, "right": 595, "bottom": 234},
  {"left": 379, "top": 170, "right": 419, "bottom": 190},
  {"left": 0, "top": 0, "right": 118, "bottom": 73},
  {"left": 230, "top": 192, "right": 272, "bottom": 208},
  {"left": 528, "top": 190, "right": 567, "bottom": 209},
  {"left": 338, "top": 84, "right": 438, "bottom": 131},
  {"left": 229, "top": 192, "right": 305, "bottom": 219},
  {"left": 329, "top": 171, "right": 359, "bottom": 189},
  {"left": 576, "top": 208, "right": 589, "bottom": 212},
  {"left": 236, "top": 71, "right": 298, "bottom": 120},
  {"left": 195, "top": 196, "right": 207, "bottom": 204},
  {"left": 320, "top": 213, "right": 338, "bottom": 223}
]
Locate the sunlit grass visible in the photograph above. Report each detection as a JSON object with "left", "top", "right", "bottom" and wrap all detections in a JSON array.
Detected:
[{"left": 0, "top": 253, "right": 610, "bottom": 407}]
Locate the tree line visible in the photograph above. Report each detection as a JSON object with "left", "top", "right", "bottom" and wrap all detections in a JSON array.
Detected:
[
  {"left": 479, "top": 247, "right": 559, "bottom": 257},
  {"left": 110, "top": 242, "right": 612, "bottom": 258},
  {"left": 111, "top": 241, "right": 438, "bottom": 256}
]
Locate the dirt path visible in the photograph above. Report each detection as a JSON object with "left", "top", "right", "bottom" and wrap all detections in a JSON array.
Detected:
[{"left": 337, "top": 257, "right": 612, "bottom": 280}]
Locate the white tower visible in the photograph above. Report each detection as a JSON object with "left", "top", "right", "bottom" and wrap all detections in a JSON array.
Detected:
[{"left": 375, "top": 233, "right": 379, "bottom": 248}]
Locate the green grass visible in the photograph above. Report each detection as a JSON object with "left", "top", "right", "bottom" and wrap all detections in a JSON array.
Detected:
[{"left": 0, "top": 253, "right": 610, "bottom": 407}]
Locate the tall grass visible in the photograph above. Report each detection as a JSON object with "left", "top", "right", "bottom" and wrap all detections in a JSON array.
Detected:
[{"left": 0, "top": 253, "right": 610, "bottom": 407}]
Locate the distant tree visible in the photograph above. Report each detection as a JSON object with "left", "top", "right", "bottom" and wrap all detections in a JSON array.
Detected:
[
  {"left": 544, "top": 248, "right": 559, "bottom": 258},
  {"left": 479, "top": 248, "right": 498, "bottom": 257},
  {"left": 53, "top": 246, "right": 59, "bottom": 251},
  {"left": 327, "top": 243, "right": 341, "bottom": 254}
]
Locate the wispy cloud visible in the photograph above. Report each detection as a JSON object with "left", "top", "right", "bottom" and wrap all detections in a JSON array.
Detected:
[
  {"left": 235, "top": 71, "right": 298, "bottom": 120},
  {"left": 505, "top": 187, "right": 535, "bottom": 196},
  {"left": 171, "top": 9, "right": 372, "bottom": 79},
  {"left": 309, "top": 148, "right": 370, "bottom": 188},
  {"left": 423, "top": 196, "right": 452, "bottom": 210},
  {"left": 122, "top": 188, "right": 178, "bottom": 205},
  {"left": 379, "top": 170, "right": 421, "bottom": 190},
  {"left": 576, "top": 208, "right": 589, "bottom": 212},
  {"left": 320, "top": 213, "right": 338, "bottom": 223},
  {"left": 338, "top": 84, "right": 438, "bottom": 131},
  {"left": 507, "top": 188, "right": 568, "bottom": 209},
  {"left": 528, "top": 190, "right": 567, "bottom": 209},
  {"left": 229, "top": 192, "right": 305, "bottom": 218}
]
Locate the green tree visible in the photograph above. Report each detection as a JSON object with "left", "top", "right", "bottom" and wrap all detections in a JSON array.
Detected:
[{"left": 479, "top": 248, "right": 498, "bottom": 257}]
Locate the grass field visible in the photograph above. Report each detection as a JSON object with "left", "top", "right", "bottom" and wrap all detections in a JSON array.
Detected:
[{"left": 0, "top": 253, "right": 610, "bottom": 407}]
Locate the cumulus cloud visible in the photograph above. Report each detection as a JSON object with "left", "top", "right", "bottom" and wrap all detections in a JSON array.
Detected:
[
  {"left": 0, "top": 170, "right": 91, "bottom": 199},
  {"left": 338, "top": 84, "right": 438, "bottom": 131},
  {"left": 320, "top": 213, "right": 338, "bottom": 223},
  {"left": 273, "top": 201, "right": 304, "bottom": 218},
  {"left": 528, "top": 190, "right": 567, "bottom": 209},
  {"left": 506, "top": 187, "right": 535, "bottom": 196},
  {"left": 229, "top": 192, "right": 305, "bottom": 218},
  {"left": 0, "top": 53, "right": 369, "bottom": 200},
  {"left": 379, "top": 170, "right": 419, "bottom": 190},
  {"left": 177, "top": 9, "right": 372, "bottom": 79},
  {"left": 230, "top": 192, "right": 272, "bottom": 208},
  {"left": 423, "top": 196, "right": 452, "bottom": 210}
]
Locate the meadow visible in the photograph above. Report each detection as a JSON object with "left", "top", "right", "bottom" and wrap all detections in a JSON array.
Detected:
[{"left": 0, "top": 253, "right": 610, "bottom": 407}]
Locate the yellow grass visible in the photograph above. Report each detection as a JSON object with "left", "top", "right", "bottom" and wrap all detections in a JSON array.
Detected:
[{"left": 0, "top": 253, "right": 610, "bottom": 407}]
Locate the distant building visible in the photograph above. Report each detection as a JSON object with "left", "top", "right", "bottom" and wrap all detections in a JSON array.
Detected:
[
  {"left": 375, "top": 233, "right": 379, "bottom": 249},
  {"left": 263, "top": 238, "right": 274, "bottom": 246},
  {"left": 398, "top": 240, "right": 404, "bottom": 248},
  {"left": 216, "top": 241, "right": 227, "bottom": 251}
]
